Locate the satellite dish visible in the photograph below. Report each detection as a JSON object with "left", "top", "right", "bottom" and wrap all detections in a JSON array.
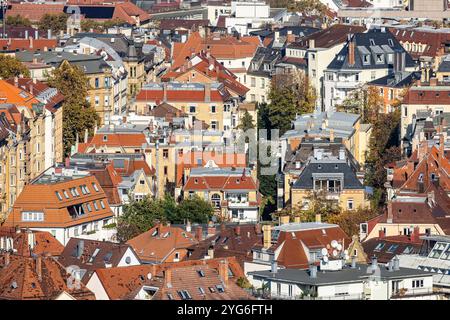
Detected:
[
  {"left": 331, "top": 240, "right": 338, "bottom": 248},
  {"left": 147, "top": 273, "right": 152, "bottom": 280},
  {"left": 321, "top": 248, "right": 328, "bottom": 256},
  {"left": 337, "top": 244, "right": 343, "bottom": 251},
  {"left": 332, "top": 250, "right": 338, "bottom": 257},
  {"left": 323, "top": 255, "right": 329, "bottom": 262}
]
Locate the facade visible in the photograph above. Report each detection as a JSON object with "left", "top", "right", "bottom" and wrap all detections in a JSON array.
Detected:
[
  {"left": 3, "top": 170, "right": 115, "bottom": 246},
  {"left": 183, "top": 167, "right": 260, "bottom": 222},
  {"left": 323, "top": 28, "right": 416, "bottom": 112}
]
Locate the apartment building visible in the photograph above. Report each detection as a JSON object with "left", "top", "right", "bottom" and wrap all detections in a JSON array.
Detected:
[
  {"left": 3, "top": 171, "right": 115, "bottom": 246},
  {"left": 323, "top": 28, "right": 416, "bottom": 112}
]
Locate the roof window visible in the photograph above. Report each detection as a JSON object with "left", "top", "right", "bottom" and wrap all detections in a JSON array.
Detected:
[{"left": 55, "top": 191, "right": 62, "bottom": 201}]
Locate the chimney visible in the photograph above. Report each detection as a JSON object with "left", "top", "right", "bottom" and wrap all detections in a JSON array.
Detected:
[
  {"left": 411, "top": 226, "right": 420, "bottom": 242},
  {"left": 309, "top": 39, "right": 315, "bottom": 49},
  {"left": 279, "top": 215, "right": 290, "bottom": 225},
  {"left": 207, "top": 245, "right": 214, "bottom": 259},
  {"left": 65, "top": 157, "right": 70, "bottom": 169},
  {"left": 204, "top": 83, "right": 211, "bottom": 103},
  {"left": 29, "top": 37, "right": 33, "bottom": 49},
  {"left": 207, "top": 225, "right": 216, "bottom": 237},
  {"left": 387, "top": 202, "right": 393, "bottom": 223},
  {"left": 371, "top": 256, "right": 378, "bottom": 271},
  {"left": 4, "top": 252, "right": 10, "bottom": 266},
  {"left": 234, "top": 226, "right": 241, "bottom": 236},
  {"left": 294, "top": 216, "right": 301, "bottom": 223},
  {"left": 274, "top": 30, "right": 280, "bottom": 43},
  {"left": 309, "top": 264, "right": 317, "bottom": 278},
  {"left": 164, "top": 269, "right": 172, "bottom": 288},
  {"left": 254, "top": 223, "right": 262, "bottom": 234},
  {"left": 263, "top": 224, "right": 272, "bottom": 249},
  {"left": 329, "top": 128, "right": 334, "bottom": 142},
  {"left": 351, "top": 256, "right": 356, "bottom": 269},
  {"left": 218, "top": 260, "right": 229, "bottom": 285},
  {"left": 271, "top": 259, "right": 278, "bottom": 276},
  {"left": 84, "top": 128, "right": 89, "bottom": 143},
  {"left": 195, "top": 226, "right": 203, "bottom": 241},
  {"left": 348, "top": 34, "right": 355, "bottom": 66},
  {"left": 315, "top": 213, "right": 321, "bottom": 223},
  {"left": 47, "top": 29, "right": 52, "bottom": 39},
  {"left": 186, "top": 220, "right": 191, "bottom": 233},
  {"left": 35, "top": 30, "right": 39, "bottom": 40},
  {"left": 393, "top": 256, "right": 400, "bottom": 271},
  {"left": 379, "top": 229, "right": 385, "bottom": 239},
  {"left": 162, "top": 83, "right": 167, "bottom": 102},
  {"left": 36, "top": 256, "right": 42, "bottom": 281},
  {"left": 14, "top": 77, "right": 18, "bottom": 87}
]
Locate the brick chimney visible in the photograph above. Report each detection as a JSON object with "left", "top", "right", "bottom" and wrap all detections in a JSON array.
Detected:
[
  {"left": 315, "top": 213, "right": 321, "bottom": 223},
  {"left": 218, "top": 259, "right": 229, "bottom": 286},
  {"left": 348, "top": 34, "right": 355, "bottom": 66},
  {"left": 162, "top": 83, "right": 168, "bottom": 102},
  {"left": 279, "top": 215, "right": 290, "bottom": 225},
  {"left": 430, "top": 77, "right": 438, "bottom": 86},
  {"left": 411, "top": 226, "right": 420, "bottom": 242},
  {"left": 234, "top": 225, "right": 241, "bottom": 236},
  {"left": 29, "top": 37, "right": 33, "bottom": 50},
  {"left": 195, "top": 226, "right": 203, "bottom": 241},
  {"left": 164, "top": 269, "right": 172, "bottom": 288},
  {"left": 379, "top": 229, "right": 385, "bottom": 239},
  {"left": 294, "top": 216, "right": 301, "bottom": 223},
  {"left": 36, "top": 256, "right": 42, "bottom": 281}
]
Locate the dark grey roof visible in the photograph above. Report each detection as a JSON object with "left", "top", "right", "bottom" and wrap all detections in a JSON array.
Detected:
[
  {"left": 249, "top": 264, "right": 434, "bottom": 286},
  {"left": 437, "top": 57, "right": 450, "bottom": 73},
  {"left": 248, "top": 46, "right": 282, "bottom": 77},
  {"left": 292, "top": 161, "right": 363, "bottom": 190},
  {"left": 367, "top": 71, "right": 421, "bottom": 88},
  {"left": 327, "top": 28, "right": 416, "bottom": 71}
]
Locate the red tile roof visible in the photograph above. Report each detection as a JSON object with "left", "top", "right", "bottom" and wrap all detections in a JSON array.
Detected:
[
  {"left": 127, "top": 224, "right": 198, "bottom": 263},
  {"left": 0, "top": 38, "right": 57, "bottom": 52},
  {"left": 183, "top": 170, "right": 257, "bottom": 192},
  {"left": 93, "top": 257, "right": 251, "bottom": 300},
  {"left": 0, "top": 254, "right": 95, "bottom": 300},
  {"left": 403, "top": 86, "right": 450, "bottom": 105},
  {"left": 5, "top": 4, "right": 65, "bottom": 22}
]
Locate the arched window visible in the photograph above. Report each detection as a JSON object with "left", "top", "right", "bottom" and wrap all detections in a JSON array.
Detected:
[{"left": 211, "top": 194, "right": 221, "bottom": 208}]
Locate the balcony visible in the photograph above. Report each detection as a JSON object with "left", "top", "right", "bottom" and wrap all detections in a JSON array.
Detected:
[{"left": 335, "top": 81, "right": 360, "bottom": 89}]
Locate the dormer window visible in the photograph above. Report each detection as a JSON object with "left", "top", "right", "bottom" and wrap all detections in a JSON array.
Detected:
[
  {"left": 103, "top": 135, "right": 108, "bottom": 142},
  {"left": 363, "top": 54, "right": 370, "bottom": 64},
  {"left": 369, "top": 39, "right": 375, "bottom": 46},
  {"left": 388, "top": 39, "right": 394, "bottom": 47},
  {"left": 55, "top": 191, "right": 62, "bottom": 201},
  {"left": 375, "top": 54, "right": 384, "bottom": 64},
  {"left": 92, "top": 183, "right": 99, "bottom": 192}
]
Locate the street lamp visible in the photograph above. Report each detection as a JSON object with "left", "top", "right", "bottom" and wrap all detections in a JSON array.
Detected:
[{"left": 0, "top": 0, "right": 7, "bottom": 39}]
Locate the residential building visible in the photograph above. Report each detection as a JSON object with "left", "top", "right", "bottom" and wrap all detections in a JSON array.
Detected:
[
  {"left": 127, "top": 224, "right": 198, "bottom": 264},
  {"left": 323, "top": 27, "right": 416, "bottom": 112},
  {"left": 183, "top": 167, "right": 260, "bottom": 222},
  {"left": 58, "top": 238, "right": 141, "bottom": 284},
  {"left": 3, "top": 170, "right": 115, "bottom": 246},
  {"left": 281, "top": 111, "right": 371, "bottom": 168},
  {"left": 248, "top": 259, "right": 437, "bottom": 300},
  {"left": 86, "top": 257, "right": 252, "bottom": 300},
  {"left": 0, "top": 253, "right": 95, "bottom": 300},
  {"left": 290, "top": 24, "right": 366, "bottom": 110}
]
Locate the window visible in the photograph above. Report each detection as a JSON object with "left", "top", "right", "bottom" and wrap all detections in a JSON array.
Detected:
[
  {"left": 92, "top": 183, "right": 99, "bottom": 192},
  {"left": 164, "top": 166, "right": 168, "bottom": 176},
  {"left": 251, "top": 77, "right": 256, "bottom": 87},
  {"left": 74, "top": 227, "right": 79, "bottom": 237},
  {"left": 374, "top": 242, "right": 385, "bottom": 251},
  {"left": 277, "top": 283, "right": 281, "bottom": 296},
  {"left": 388, "top": 39, "right": 394, "bottom": 47},
  {"left": 55, "top": 191, "right": 63, "bottom": 201},
  {"left": 198, "top": 287, "right": 205, "bottom": 295},
  {"left": 93, "top": 201, "right": 99, "bottom": 211},
  {"left": 21, "top": 211, "right": 44, "bottom": 222},
  {"left": 197, "top": 270, "right": 205, "bottom": 277},
  {"left": 177, "top": 290, "right": 192, "bottom": 300},
  {"left": 387, "top": 244, "right": 399, "bottom": 253},
  {"left": 189, "top": 106, "right": 196, "bottom": 113},
  {"left": 412, "top": 279, "right": 424, "bottom": 288},
  {"left": 371, "top": 71, "right": 376, "bottom": 80},
  {"left": 95, "top": 96, "right": 99, "bottom": 106},
  {"left": 103, "top": 135, "right": 108, "bottom": 142},
  {"left": 100, "top": 200, "right": 105, "bottom": 209},
  {"left": 347, "top": 199, "right": 354, "bottom": 210},
  {"left": 216, "top": 285, "right": 225, "bottom": 293},
  {"left": 163, "top": 149, "right": 169, "bottom": 158},
  {"left": 210, "top": 105, "right": 216, "bottom": 113},
  {"left": 95, "top": 78, "right": 99, "bottom": 88},
  {"left": 211, "top": 121, "right": 218, "bottom": 130},
  {"left": 288, "top": 285, "right": 293, "bottom": 297}
]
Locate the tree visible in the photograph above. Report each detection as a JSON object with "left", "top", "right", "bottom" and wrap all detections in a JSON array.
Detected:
[
  {"left": 38, "top": 13, "right": 68, "bottom": 33},
  {"left": 237, "top": 110, "right": 255, "bottom": 131},
  {"left": 327, "top": 208, "right": 378, "bottom": 237},
  {"left": 176, "top": 195, "right": 215, "bottom": 224},
  {"left": 267, "top": 84, "right": 297, "bottom": 136},
  {"left": 268, "top": 0, "right": 327, "bottom": 17},
  {"left": 46, "top": 60, "right": 99, "bottom": 157},
  {"left": 80, "top": 19, "right": 101, "bottom": 32},
  {"left": 6, "top": 15, "right": 32, "bottom": 27},
  {"left": 116, "top": 195, "right": 215, "bottom": 242},
  {"left": 0, "top": 55, "right": 30, "bottom": 79},
  {"left": 336, "top": 87, "right": 384, "bottom": 124}
]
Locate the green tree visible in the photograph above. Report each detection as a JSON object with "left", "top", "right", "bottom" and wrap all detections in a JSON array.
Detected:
[
  {"left": 80, "top": 19, "right": 101, "bottom": 32},
  {"left": 38, "top": 13, "right": 68, "bottom": 33},
  {"left": 237, "top": 110, "right": 255, "bottom": 130},
  {"left": 267, "top": 84, "right": 297, "bottom": 136},
  {"left": 46, "top": 60, "right": 99, "bottom": 157},
  {"left": 0, "top": 55, "right": 30, "bottom": 79},
  {"left": 101, "top": 18, "right": 127, "bottom": 30},
  {"left": 336, "top": 87, "right": 383, "bottom": 124},
  {"left": 176, "top": 195, "right": 215, "bottom": 224},
  {"left": 6, "top": 15, "right": 32, "bottom": 27}
]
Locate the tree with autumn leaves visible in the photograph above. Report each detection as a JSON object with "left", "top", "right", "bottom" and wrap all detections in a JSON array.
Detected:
[{"left": 46, "top": 60, "right": 99, "bottom": 157}]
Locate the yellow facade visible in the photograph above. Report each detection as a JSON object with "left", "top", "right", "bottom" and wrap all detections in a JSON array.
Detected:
[{"left": 291, "top": 189, "right": 368, "bottom": 212}]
